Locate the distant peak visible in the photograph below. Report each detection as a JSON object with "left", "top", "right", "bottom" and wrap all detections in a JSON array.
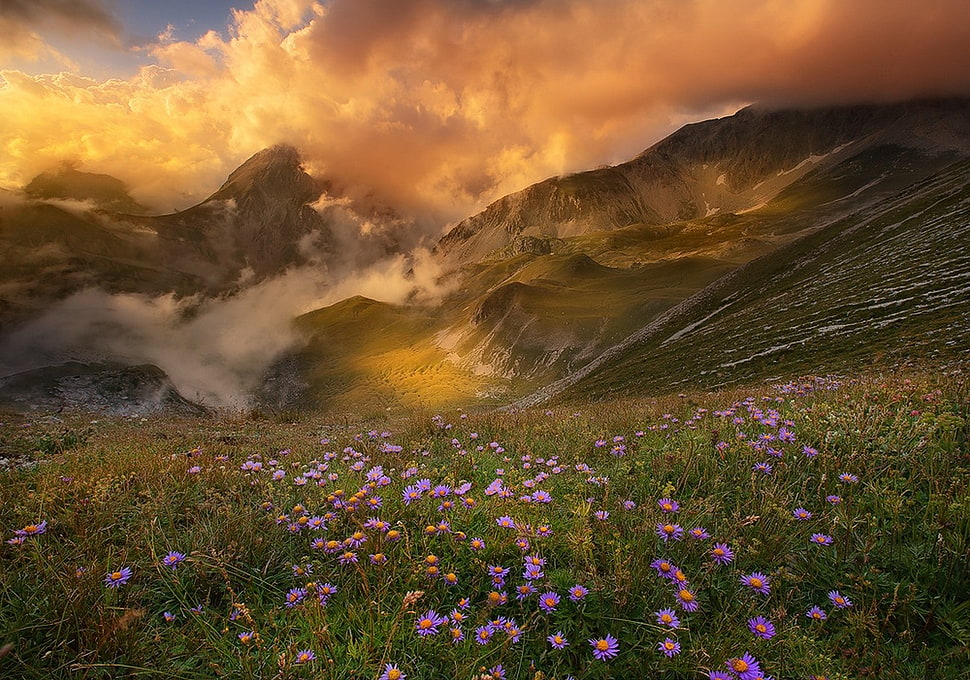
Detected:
[
  {"left": 24, "top": 164, "right": 146, "bottom": 214},
  {"left": 208, "top": 144, "right": 322, "bottom": 205}
]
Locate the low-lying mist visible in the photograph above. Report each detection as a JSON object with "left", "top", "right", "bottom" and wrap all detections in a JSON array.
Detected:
[{"left": 0, "top": 248, "right": 451, "bottom": 409}]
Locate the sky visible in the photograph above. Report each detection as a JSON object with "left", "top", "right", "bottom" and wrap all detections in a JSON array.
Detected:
[{"left": 2, "top": 0, "right": 970, "bottom": 225}]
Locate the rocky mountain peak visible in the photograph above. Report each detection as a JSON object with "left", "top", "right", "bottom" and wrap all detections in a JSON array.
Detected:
[{"left": 207, "top": 144, "right": 323, "bottom": 208}]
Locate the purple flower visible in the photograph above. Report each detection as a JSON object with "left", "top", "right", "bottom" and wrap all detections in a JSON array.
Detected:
[
  {"left": 294, "top": 649, "right": 316, "bottom": 664},
  {"left": 238, "top": 630, "right": 255, "bottom": 643},
  {"left": 475, "top": 625, "right": 494, "bottom": 645},
  {"left": 16, "top": 521, "right": 47, "bottom": 536},
  {"left": 104, "top": 566, "right": 133, "bottom": 588},
  {"left": 658, "top": 637, "right": 681, "bottom": 657},
  {"left": 688, "top": 526, "right": 710, "bottom": 540},
  {"left": 711, "top": 543, "right": 734, "bottom": 565},
  {"left": 415, "top": 609, "right": 446, "bottom": 636},
  {"left": 284, "top": 587, "right": 307, "bottom": 607},
  {"left": 839, "top": 473, "right": 859, "bottom": 484},
  {"left": 656, "top": 523, "right": 684, "bottom": 541},
  {"left": 486, "top": 665, "right": 506, "bottom": 680},
  {"left": 741, "top": 572, "right": 771, "bottom": 595},
  {"left": 589, "top": 634, "right": 620, "bottom": 660},
  {"left": 379, "top": 664, "right": 406, "bottom": 680},
  {"left": 826, "top": 495, "right": 842, "bottom": 504},
  {"left": 753, "top": 461, "right": 773, "bottom": 474},
  {"left": 828, "top": 590, "right": 853, "bottom": 608},
  {"left": 594, "top": 510, "right": 610, "bottom": 521},
  {"left": 161, "top": 551, "right": 186, "bottom": 569},
  {"left": 793, "top": 507, "right": 813, "bottom": 520},
  {"left": 547, "top": 631, "right": 569, "bottom": 649},
  {"left": 538, "top": 591, "right": 561, "bottom": 612},
  {"left": 748, "top": 615, "right": 776, "bottom": 639},
  {"left": 810, "top": 533, "right": 833, "bottom": 546},
  {"left": 726, "top": 652, "right": 762, "bottom": 680},
  {"left": 655, "top": 608, "right": 680, "bottom": 628},
  {"left": 676, "top": 588, "right": 699, "bottom": 612},
  {"left": 568, "top": 584, "right": 589, "bottom": 601},
  {"left": 657, "top": 498, "right": 680, "bottom": 513},
  {"left": 806, "top": 605, "right": 827, "bottom": 621}
]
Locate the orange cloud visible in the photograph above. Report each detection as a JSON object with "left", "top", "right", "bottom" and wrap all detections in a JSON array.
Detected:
[{"left": 1, "top": 0, "right": 968, "bottom": 224}]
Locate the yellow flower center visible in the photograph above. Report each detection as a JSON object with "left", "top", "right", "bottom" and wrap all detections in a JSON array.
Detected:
[
  {"left": 419, "top": 619, "right": 432, "bottom": 629},
  {"left": 596, "top": 639, "right": 609, "bottom": 651},
  {"left": 732, "top": 660, "right": 749, "bottom": 672},
  {"left": 750, "top": 577, "right": 763, "bottom": 588},
  {"left": 664, "top": 641, "right": 676, "bottom": 650},
  {"left": 679, "top": 589, "right": 694, "bottom": 602},
  {"left": 111, "top": 571, "right": 122, "bottom": 580},
  {"left": 388, "top": 670, "right": 401, "bottom": 680},
  {"left": 663, "top": 524, "right": 675, "bottom": 533},
  {"left": 756, "top": 624, "right": 767, "bottom": 633},
  {"left": 661, "top": 614, "right": 672, "bottom": 623}
]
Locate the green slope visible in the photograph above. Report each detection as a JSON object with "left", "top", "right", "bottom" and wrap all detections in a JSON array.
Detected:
[{"left": 528, "top": 158, "right": 970, "bottom": 404}]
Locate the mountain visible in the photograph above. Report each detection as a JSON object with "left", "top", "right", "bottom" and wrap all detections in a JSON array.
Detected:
[
  {"left": 24, "top": 163, "right": 148, "bottom": 214},
  {"left": 436, "top": 98, "right": 970, "bottom": 263},
  {"left": 144, "top": 145, "right": 335, "bottom": 281}
]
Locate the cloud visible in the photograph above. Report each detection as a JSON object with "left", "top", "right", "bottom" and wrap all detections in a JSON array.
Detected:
[
  {"left": 1, "top": 0, "right": 969, "bottom": 223},
  {"left": 0, "top": 248, "right": 453, "bottom": 408},
  {"left": 0, "top": 0, "right": 124, "bottom": 63}
]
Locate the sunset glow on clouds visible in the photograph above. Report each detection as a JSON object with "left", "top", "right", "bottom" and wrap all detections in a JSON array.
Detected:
[{"left": 2, "top": 0, "right": 969, "bottom": 223}]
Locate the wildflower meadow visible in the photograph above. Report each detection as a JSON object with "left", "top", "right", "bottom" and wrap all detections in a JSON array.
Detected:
[{"left": 1, "top": 370, "right": 968, "bottom": 679}]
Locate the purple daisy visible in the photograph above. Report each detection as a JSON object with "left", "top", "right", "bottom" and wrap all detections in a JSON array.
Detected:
[
  {"left": 547, "top": 631, "right": 569, "bottom": 649},
  {"left": 810, "top": 533, "right": 833, "bottom": 546},
  {"left": 568, "top": 584, "right": 589, "bottom": 601},
  {"left": 657, "top": 498, "right": 680, "bottom": 513},
  {"left": 748, "top": 615, "right": 776, "bottom": 639},
  {"left": 475, "top": 625, "right": 494, "bottom": 645},
  {"left": 676, "top": 587, "right": 699, "bottom": 612},
  {"left": 161, "top": 551, "right": 186, "bottom": 569},
  {"left": 828, "top": 590, "right": 853, "bottom": 608},
  {"left": 656, "top": 523, "right": 685, "bottom": 541},
  {"left": 806, "top": 605, "right": 827, "bottom": 621},
  {"left": 589, "top": 634, "right": 620, "bottom": 660},
  {"left": 711, "top": 543, "right": 734, "bottom": 565},
  {"left": 741, "top": 572, "right": 771, "bottom": 595},
  {"left": 726, "top": 652, "right": 762, "bottom": 680},
  {"left": 294, "top": 649, "right": 316, "bottom": 664},
  {"left": 379, "top": 663, "right": 406, "bottom": 680},
  {"left": 415, "top": 609, "right": 446, "bottom": 636},
  {"left": 104, "top": 566, "right": 133, "bottom": 588},
  {"left": 655, "top": 608, "right": 681, "bottom": 628},
  {"left": 658, "top": 637, "right": 681, "bottom": 657},
  {"left": 538, "top": 591, "right": 561, "bottom": 612}
]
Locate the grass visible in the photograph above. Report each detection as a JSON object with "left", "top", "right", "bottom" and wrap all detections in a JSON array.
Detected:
[{"left": 1, "top": 367, "right": 968, "bottom": 679}]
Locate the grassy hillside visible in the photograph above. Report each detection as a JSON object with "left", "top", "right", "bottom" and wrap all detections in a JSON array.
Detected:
[
  {"left": 1, "top": 368, "right": 967, "bottom": 679},
  {"left": 527, "top": 158, "right": 970, "bottom": 407}
]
